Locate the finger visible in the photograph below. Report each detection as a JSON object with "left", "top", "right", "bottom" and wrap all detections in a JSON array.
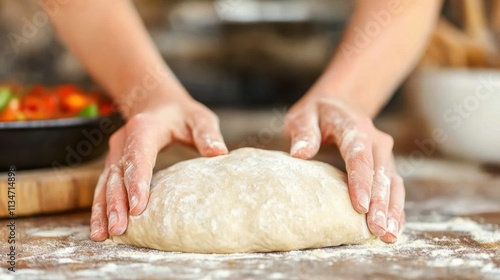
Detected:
[
  {"left": 367, "top": 132, "right": 394, "bottom": 237},
  {"left": 122, "top": 115, "right": 169, "bottom": 216},
  {"left": 105, "top": 128, "right": 128, "bottom": 236},
  {"left": 320, "top": 112, "right": 374, "bottom": 214},
  {"left": 188, "top": 111, "right": 228, "bottom": 157},
  {"left": 106, "top": 163, "right": 128, "bottom": 236},
  {"left": 90, "top": 167, "right": 110, "bottom": 241},
  {"left": 285, "top": 110, "right": 321, "bottom": 159},
  {"left": 91, "top": 128, "right": 126, "bottom": 241},
  {"left": 106, "top": 127, "right": 126, "bottom": 166},
  {"left": 381, "top": 172, "right": 405, "bottom": 243}
]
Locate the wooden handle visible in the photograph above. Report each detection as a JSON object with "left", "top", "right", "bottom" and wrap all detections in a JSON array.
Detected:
[
  {"left": 462, "top": 0, "right": 488, "bottom": 39},
  {"left": 490, "top": 0, "right": 500, "bottom": 32}
]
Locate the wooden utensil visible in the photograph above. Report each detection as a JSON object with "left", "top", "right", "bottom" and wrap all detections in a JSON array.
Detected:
[
  {"left": 461, "top": 0, "right": 497, "bottom": 66},
  {"left": 489, "top": 0, "right": 500, "bottom": 32},
  {"left": 419, "top": 0, "right": 500, "bottom": 68}
]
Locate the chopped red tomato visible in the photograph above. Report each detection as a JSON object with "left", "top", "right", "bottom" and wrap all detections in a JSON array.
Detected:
[
  {"left": 0, "top": 83, "right": 113, "bottom": 121},
  {"left": 21, "top": 95, "right": 55, "bottom": 120},
  {"left": 99, "top": 102, "right": 114, "bottom": 116}
]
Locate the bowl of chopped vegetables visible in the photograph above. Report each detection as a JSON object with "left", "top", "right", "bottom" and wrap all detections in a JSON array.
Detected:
[{"left": 0, "top": 84, "right": 123, "bottom": 170}]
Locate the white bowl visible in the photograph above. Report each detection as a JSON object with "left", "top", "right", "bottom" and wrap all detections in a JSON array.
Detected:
[{"left": 405, "top": 68, "right": 500, "bottom": 164}]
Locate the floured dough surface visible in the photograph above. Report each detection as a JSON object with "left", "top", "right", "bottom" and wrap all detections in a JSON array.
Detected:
[{"left": 111, "top": 148, "right": 372, "bottom": 253}]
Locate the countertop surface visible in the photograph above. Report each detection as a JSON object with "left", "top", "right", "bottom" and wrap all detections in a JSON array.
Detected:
[{"left": 1, "top": 110, "right": 499, "bottom": 279}]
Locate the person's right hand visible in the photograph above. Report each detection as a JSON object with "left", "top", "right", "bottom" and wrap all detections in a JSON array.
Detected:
[
  {"left": 285, "top": 96, "right": 405, "bottom": 244},
  {"left": 90, "top": 95, "right": 228, "bottom": 241}
]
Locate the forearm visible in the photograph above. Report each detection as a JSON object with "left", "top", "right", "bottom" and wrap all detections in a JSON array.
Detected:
[
  {"left": 45, "top": 0, "right": 188, "bottom": 117},
  {"left": 308, "top": 0, "right": 442, "bottom": 117}
]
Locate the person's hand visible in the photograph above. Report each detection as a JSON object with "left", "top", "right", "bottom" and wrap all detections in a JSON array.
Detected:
[
  {"left": 90, "top": 94, "right": 228, "bottom": 241},
  {"left": 285, "top": 96, "right": 405, "bottom": 243}
]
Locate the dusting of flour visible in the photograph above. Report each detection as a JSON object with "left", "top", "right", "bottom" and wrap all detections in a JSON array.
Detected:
[{"left": 2, "top": 214, "right": 497, "bottom": 279}]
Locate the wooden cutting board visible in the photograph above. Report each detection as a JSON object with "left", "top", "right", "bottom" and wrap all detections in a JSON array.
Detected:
[
  {"left": 0, "top": 158, "right": 104, "bottom": 218},
  {"left": 0, "top": 145, "right": 202, "bottom": 218}
]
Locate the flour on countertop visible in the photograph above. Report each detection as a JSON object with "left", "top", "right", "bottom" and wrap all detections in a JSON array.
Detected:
[
  {"left": 4, "top": 215, "right": 496, "bottom": 279},
  {"left": 405, "top": 217, "right": 500, "bottom": 243},
  {"left": 26, "top": 227, "right": 81, "bottom": 237}
]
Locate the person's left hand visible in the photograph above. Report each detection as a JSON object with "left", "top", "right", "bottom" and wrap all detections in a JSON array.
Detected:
[{"left": 285, "top": 95, "right": 405, "bottom": 243}]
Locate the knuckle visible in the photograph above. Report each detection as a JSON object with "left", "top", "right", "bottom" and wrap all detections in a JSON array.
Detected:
[
  {"left": 200, "top": 108, "right": 219, "bottom": 122},
  {"left": 391, "top": 175, "right": 406, "bottom": 197},
  {"left": 106, "top": 196, "right": 122, "bottom": 210},
  {"left": 109, "top": 163, "right": 121, "bottom": 175},
  {"left": 347, "top": 153, "right": 373, "bottom": 170},
  {"left": 356, "top": 115, "right": 374, "bottom": 131},
  {"left": 349, "top": 136, "right": 369, "bottom": 152},
  {"left": 377, "top": 131, "right": 394, "bottom": 149},
  {"left": 122, "top": 151, "right": 141, "bottom": 165},
  {"left": 389, "top": 205, "right": 404, "bottom": 216},
  {"left": 392, "top": 175, "right": 405, "bottom": 188},
  {"left": 399, "top": 186, "right": 406, "bottom": 200},
  {"left": 92, "top": 202, "right": 106, "bottom": 212},
  {"left": 108, "top": 132, "right": 121, "bottom": 149},
  {"left": 126, "top": 113, "right": 149, "bottom": 132},
  {"left": 97, "top": 168, "right": 109, "bottom": 184},
  {"left": 370, "top": 197, "right": 389, "bottom": 207},
  {"left": 106, "top": 166, "right": 123, "bottom": 191},
  {"left": 347, "top": 170, "right": 372, "bottom": 191},
  {"left": 191, "top": 108, "right": 219, "bottom": 127},
  {"left": 121, "top": 157, "right": 137, "bottom": 179},
  {"left": 284, "top": 114, "right": 298, "bottom": 130},
  {"left": 285, "top": 114, "right": 309, "bottom": 135},
  {"left": 126, "top": 184, "right": 139, "bottom": 195},
  {"left": 121, "top": 153, "right": 150, "bottom": 176}
]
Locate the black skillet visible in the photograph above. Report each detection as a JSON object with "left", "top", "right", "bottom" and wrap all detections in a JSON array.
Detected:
[{"left": 0, "top": 113, "right": 123, "bottom": 171}]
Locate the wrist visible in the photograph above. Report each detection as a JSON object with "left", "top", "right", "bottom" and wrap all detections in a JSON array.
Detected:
[
  {"left": 114, "top": 77, "right": 192, "bottom": 118},
  {"left": 302, "top": 84, "right": 360, "bottom": 113},
  {"left": 304, "top": 78, "right": 382, "bottom": 118}
]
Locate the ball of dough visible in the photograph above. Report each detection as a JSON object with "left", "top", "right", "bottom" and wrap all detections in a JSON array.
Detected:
[{"left": 111, "top": 148, "right": 372, "bottom": 253}]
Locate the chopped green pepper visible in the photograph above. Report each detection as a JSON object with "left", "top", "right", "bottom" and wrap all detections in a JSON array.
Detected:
[
  {"left": 0, "top": 87, "right": 13, "bottom": 112},
  {"left": 78, "top": 103, "right": 99, "bottom": 117}
]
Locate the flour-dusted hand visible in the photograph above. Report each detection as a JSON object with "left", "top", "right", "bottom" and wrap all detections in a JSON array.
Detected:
[
  {"left": 285, "top": 97, "right": 405, "bottom": 243},
  {"left": 43, "top": 0, "right": 229, "bottom": 241},
  {"left": 284, "top": 0, "right": 442, "bottom": 243},
  {"left": 90, "top": 96, "right": 228, "bottom": 241}
]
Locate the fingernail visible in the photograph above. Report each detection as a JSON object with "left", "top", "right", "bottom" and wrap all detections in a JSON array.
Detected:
[
  {"left": 129, "top": 194, "right": 139, "bottom": 213},
  {"left": 387, "top": 217, "right": 399, "bottom": 238},
  {"left": 108, "top": 211, "right": 118, "bottom": 230},
  {"left": 374, "top": 210, "right": 387, "bottom": 230},
  {"left": 358, "top": 191, "right": 370, "bottom": 213},
  {"left": 291, "top": 140, "right": 309, "bottom": 155},
  {"left": 205, "top": 141, "right": 227, "bottom": 156}
]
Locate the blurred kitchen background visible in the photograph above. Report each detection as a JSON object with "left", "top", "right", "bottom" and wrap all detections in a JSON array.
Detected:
[
  {"left": 0, "top": 0, "right": 354, "bottom": 108},
  {"left": 1, "top": 0, "right": 499, "bottom": 109}
]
